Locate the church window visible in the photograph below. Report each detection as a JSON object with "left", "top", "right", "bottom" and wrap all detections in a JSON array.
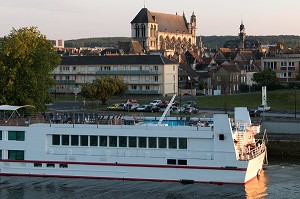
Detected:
[
  {"left": 135, "top": 24, "right": 140, "bottom": 37},
  {"left": 141, "top": 24, "right": 146, "bottom": 37}
]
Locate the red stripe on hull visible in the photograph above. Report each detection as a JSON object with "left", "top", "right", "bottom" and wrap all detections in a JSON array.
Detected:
[{"left": 0, "top": 172, "right": 245, "bottom": 185}]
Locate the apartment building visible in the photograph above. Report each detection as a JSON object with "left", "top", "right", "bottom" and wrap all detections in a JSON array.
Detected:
[
  {"left": 52, "top": 55, "right": 179, "bottom": 96},
  {"left": 261, "top": 52, "right": 300, "bottom": 83}
]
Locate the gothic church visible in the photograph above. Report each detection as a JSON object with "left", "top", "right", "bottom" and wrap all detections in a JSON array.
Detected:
[{"left": 131, "top": 8, "right": 197, "bottom": 53}]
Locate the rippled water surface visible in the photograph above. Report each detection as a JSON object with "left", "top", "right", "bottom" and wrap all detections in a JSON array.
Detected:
[{"left": 0, "top": 157, "right": 299, "bottom": 199}]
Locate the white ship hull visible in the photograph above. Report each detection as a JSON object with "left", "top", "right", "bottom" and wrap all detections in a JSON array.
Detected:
[{"left": 0, "top": 107, "right": 267, "bottom": 184}]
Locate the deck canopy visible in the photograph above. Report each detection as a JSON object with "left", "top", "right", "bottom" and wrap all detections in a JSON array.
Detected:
[
  {"left": 0, "top": 105, "right": 35, "bottom": 111},
  {"left": 0, "top": 105, "right": 35, "bottom": 122}
]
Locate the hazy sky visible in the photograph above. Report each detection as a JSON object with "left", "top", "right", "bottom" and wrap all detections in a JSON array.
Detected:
[{"left": 1, "top": 0, "right": 299, "bottom": 40}]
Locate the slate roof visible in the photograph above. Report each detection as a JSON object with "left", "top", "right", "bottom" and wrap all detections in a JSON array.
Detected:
[
  {"left": 119, "top": 41, "right": 144, "bottom": 54},
  {"left": 218, "top": 64, "right": 240, "bottom": 73},
  {"left": 131, "top": 8, "right": 155, "bottom": 23},
  {"left": 179, "top": 62, "right": 198, "bottom": 78},
  {"left": 60, "top": 55, "right": 178, "bottom": 65},
  {"left": 131, "top": 8, "right": 189, "bottom": 34},
  {"left": 185, "top": 50, "right": 202, "bottom": 65},
  {"left": 151, "top": 12, "right": 189, "bottom": 34}
]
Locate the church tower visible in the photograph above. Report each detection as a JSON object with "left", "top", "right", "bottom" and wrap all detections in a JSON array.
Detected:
[
  {"left": 239, "top": 21, "right": 246, "bottom": 50},
  {"left": 190, "top": 11, "right": 197, "bottom": 44}
]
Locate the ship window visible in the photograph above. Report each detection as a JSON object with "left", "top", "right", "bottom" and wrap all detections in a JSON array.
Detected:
[
  {"left": 71, "top": 135, "right": 79, "bottom": 146},
  {"left": 129, "top": 137, "right": 137, "bottom": 147},
  {"left": 8, "top": 131, "right": 25, "bottom": 141},
  {"left": 0, "top": 150, "right": 2, "bottom": 160},
  {"left": 168, "top": 138, "right": 177, "bottom": 149},
  {"left": 59, "top": 164, "right": 68, "bottom": 168},
  {"left": 52, "top": 135, "right": 60, "bottom": 145},
  {"left": 159, "top": 137, "right": 167, "bottom": 148},
  {"left": 109, "top": 136, "right": 117, "bottom": 147},
  {"left": 34, "top": 163, "right": 42, "bottom": 167},
  {"left": 100, "top": 136, "right": 107, "bottom": 147},
  {"left": 46, "top": 163, "right": 55, "bottom": 168},
  {"left": 179, "top": 138, "right": 187, "bottom": 149},
  {"left": 8, "top": 150, "right": 24, "bottom": 160},
  {"left": 178, "top": 159, "right": 187, "bottom": 165},
  {"left": 138, "top": 137, "right": 147, "bottom": 148},
  {"left": 80, "top": 135, "right": 88, "bottom": 146},
  {"left": 167, "top": 159, "right": 176, "bottom": 165},
  {"left": 119, "top": 136, "right": 127, "bottom": 147},
  {"left": 148, "top": 137, "right": 157, "bottom": 148},
  {"left": 219, "top": 134, "right": 225, "bottom": 140},
  {"left": 0, "top": 131, "right": 2, "bottom": 140},
  {"left": 62, "top": 135, "right": 69, "bottom": 145},
  {"left": 90, "top": 136, "right": 98, "bottom": 146}
]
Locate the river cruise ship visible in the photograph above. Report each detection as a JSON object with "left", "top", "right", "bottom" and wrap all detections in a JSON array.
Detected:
[{"left": 0, "top": 105, "right": 267, "bottom": 184}]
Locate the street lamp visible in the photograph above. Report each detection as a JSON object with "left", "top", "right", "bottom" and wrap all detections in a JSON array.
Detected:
[{"left": 295, "top": 86, "right": 297, "bottom": 119}]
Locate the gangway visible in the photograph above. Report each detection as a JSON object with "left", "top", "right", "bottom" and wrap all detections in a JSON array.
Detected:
[{"left": 157, "top": 94, "right": 177, "bottom": 125}]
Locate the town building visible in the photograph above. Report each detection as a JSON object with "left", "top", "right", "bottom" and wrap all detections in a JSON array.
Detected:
[
  {"left": 130, "top": 8, "right": 197, "bottom": 54},
  {"left": 209, "top": 62, "right": 241, "bottom": 95},
  {"left": 261, "top": 50, "right": 300, "bottom": 84},
  {"left": 52, "top": 55, "right": 179, "bottom": 96}
]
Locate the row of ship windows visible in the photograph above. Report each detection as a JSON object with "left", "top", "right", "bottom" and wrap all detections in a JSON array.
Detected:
[
  {"left": 0, "top": 131, "right": 25, "bottom": 141},
  {"left": 34, "top": 163, "right": 68, "bottom": 168},
  {"left": 52, "top": 135, "right": 187, "bottom": 149},
  {"left": 0, "top": 150, "right": 187, "bottom": 166}
]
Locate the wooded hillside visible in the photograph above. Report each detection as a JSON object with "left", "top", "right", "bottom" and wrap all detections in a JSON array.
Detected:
[{"left": 61, "top": 35, "right": 300, "bottom": 49}]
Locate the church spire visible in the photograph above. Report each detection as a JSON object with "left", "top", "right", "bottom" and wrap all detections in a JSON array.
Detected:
[{"left": 239, "top": 21, "right": 246, "bottom": 50}]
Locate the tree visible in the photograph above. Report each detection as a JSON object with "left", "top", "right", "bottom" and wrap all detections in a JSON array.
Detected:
[
  {"left": 252, "top": 68, "right": 280, "bottom": 90},
  {"left": 0, "top": 27, "right": 61, "bottom": 112},
  {"left": 81, "top": 77, "right": 128, "bottom": 105}
]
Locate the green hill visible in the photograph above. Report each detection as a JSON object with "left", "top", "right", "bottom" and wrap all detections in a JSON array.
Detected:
[
  {"left": 196, "top": 89, "right": 299, "bottom": 111},
  {"left": 61, "top": 35, "right": 300, "bottom": 49}
]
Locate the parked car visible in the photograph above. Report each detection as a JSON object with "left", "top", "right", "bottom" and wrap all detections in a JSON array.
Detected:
[
  {"left": 125, "top": 103, "right": 139, "bottom": 111},
  {"left": 157, "top": 101, "right": 169, "bottom": 108},
  {"left": 106, "top": 104, "right": 119, "bottom": 111},
  {"left": 117, "top": 103, "right": 125, "bottom": 110},
  {"left": 183, "top": 101, "right": 197, "bottom": 108},
  {"left": 135, "top": 105, "right": 148, "bottom": 112},
  {"left": 170, "top": 106, "right": 185, "bottom": 114},
  {"left": 172, "top": 101, "right": 180, "bottom": 107},
  {"left": 126, "top": 99, "right": 138, "bottom": 104},
  {"left": 150, "top": 100, "right": 162, "bottom": 106},
  {"left": 257, "top": 104, "right": 271, "bottom": 112},
  {"left": 145, "top": 105, "right": 160, "bottom": 112},
  {"left": 183, "top": 107, "right": 198, "bottom": 114}
]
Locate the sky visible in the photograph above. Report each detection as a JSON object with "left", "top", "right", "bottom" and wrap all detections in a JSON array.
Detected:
[{"left": 1, "top": 0, "right": 300, "bottom": 40}]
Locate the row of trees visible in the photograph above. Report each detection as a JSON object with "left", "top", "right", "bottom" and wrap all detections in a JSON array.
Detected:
[{"left": 81, "top": 78, "right": 128, "bottom": 105}]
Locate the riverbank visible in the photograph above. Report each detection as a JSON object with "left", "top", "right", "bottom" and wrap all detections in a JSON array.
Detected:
[{"left": 258, "top": 133, "right": 300, "bottom": 156}]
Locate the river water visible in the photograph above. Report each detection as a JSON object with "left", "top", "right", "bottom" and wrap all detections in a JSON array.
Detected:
[{"left": 0, "top": 157, "right": 299, "bottom": 199}]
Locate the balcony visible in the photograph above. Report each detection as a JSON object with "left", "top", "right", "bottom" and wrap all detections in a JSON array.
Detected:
[
  {"left": 56, "top": 80, "right": 76, "bottom": 85},
  {"left": 96, "top": 70, "right": 160, "bottom": 75},
  {"left": 126, "top": 90, "right": 159, "bottom": 95}
]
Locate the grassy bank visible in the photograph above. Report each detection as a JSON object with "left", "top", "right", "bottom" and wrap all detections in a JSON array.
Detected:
[
  {"left": 52, "top": 89, "right": 299, "bottom": 111},
  {"left": 195, "top": 89, "right": 299, "bottom": 110}
]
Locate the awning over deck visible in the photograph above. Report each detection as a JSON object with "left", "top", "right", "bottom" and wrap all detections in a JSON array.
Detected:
[{"left": 0, "top": 105, "right": 35, "bottom": 111}]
